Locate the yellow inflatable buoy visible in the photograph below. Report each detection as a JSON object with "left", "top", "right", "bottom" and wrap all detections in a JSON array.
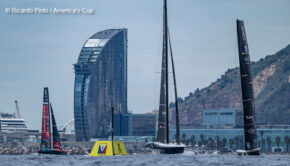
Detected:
[{"left": 90, "top": 141, "right": 127, "bottom": 156}]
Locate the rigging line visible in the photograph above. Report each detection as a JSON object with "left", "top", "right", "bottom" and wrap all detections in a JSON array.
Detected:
[
  {"left": 166, "top": 3, "right": 176, "bottom": 109},
  {"left": 154, "top": 18, "right": 164, "bottom": 111},
  {"left": 164, "top": 0, "right": 169, "bottom": 144}
]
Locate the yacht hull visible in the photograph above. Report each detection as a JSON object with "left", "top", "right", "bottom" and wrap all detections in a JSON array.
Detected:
[
  {"left": 146, "top": 142, "right": 185, "bottom": 154},
  {"left": 237, "top": 148, "right": 260, "bottom": 156},
  {"left": 38, "top": 148, "right": 67, "bottom": 155},
  {"left": 160, "top": 147, "right": 184, "bottom": 154}
]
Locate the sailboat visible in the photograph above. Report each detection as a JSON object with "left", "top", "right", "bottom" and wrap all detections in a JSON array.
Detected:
[
  {"left": 38, "top": 87, "right": 67, "bottom": 155},
  {"left": 145, "top": 0, "right": 185, "bottom": 154},
  {"left": 236, "top": 20, "right": 260, "bottom": 155}
]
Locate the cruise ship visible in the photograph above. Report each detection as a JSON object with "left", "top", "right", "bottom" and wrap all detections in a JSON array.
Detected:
[{"left": 0, "top": 112, "right": 28, "bottom": 132}]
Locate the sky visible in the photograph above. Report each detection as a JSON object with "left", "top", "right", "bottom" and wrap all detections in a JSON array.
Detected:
[{"left": 0, "top": 0, "right": 290, "bottom": 130}]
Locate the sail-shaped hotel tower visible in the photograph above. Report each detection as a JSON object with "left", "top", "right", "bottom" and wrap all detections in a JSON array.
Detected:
[{"left": 74, "top": 29, "right": 128, "bottom": 141}]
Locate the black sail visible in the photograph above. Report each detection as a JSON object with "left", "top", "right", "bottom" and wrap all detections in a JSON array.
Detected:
[
  {"left": 169, "top": 33, "right": 180, "bottom": 144},
  {"left": 50, "top": 103, "right": 61, "bottom": 150},
  {"left": 157, "top": 0, "right": 169, "bottom": 143},
  {"left": 236, "top": 19, "right": 258, "bottom": 152}
]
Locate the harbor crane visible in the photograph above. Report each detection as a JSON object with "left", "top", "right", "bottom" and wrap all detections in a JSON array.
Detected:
[{"left": 14, "top": 100, "right": 21, "bottom": 118}]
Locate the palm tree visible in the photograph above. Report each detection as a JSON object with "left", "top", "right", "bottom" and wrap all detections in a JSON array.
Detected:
[
  {"left": 206, "top": 138, "right": 214, "bottom": 150},
  {"left": 182, "top": 133, "right": 186, "bottom": 143},
  {"left": 222, "top": 138, "right": 227, "bottom": 149},
  {"left": 216, "top": 136, "right": 221, "bottom": 149},
  {"left": 234, "top": 136, "right": 239, "bottom": 150},
  {"left": 200, "top": 134, "right": 204, "bottom": 146},
  {"left": 259, "top": 130, "right": 264, "bottom": 151},
  {"left": 267, "top": 137, "right": 272, "bottom": 152},
  {"left": 262, "top": 138, "right": 266, "bottom": 153},
  {"left": 198, "top": 141, "right": 202, "bottom": 147},
  {"left": 229, "top": 139, "right": 234, "bottom": 150},
  {"left": 210, "top": 138, "right": 215, "bottom": 150},
  {"left": 284, "top": 136, "right": 289, "bottom": 153},
  {"left": 190, "top": 135, "right": 196, "bottom": 148},
  {"left": 275, "top": 136, "right": 281, "bottom": 151}
]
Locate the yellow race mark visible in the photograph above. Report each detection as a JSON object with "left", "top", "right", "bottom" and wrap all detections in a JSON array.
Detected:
[
  {"left": 113, "top": 141, "right": 127, "bottom": 155},
  {"left": 90, "top": 141, "right": 127, "bottom": 156}
]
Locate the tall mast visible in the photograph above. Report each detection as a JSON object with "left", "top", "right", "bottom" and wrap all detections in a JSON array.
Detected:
[
  {"left": 156, "top": 0, "right": 169, "bottom": 144},
  {"left": 236, "top": 19, "right": 258, "bottom": 154},
  {"left": 164, "top": 0, "right": 169, "bottom": 144}
]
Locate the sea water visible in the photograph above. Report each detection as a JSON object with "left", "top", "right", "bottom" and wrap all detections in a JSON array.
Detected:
[{"left": 0, "top": 153, "right": 289, "bottom": 166}]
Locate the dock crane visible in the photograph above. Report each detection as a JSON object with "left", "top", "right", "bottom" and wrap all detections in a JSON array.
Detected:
[{"left": 14, "top": 100, "right": 21, "bottom": 118}]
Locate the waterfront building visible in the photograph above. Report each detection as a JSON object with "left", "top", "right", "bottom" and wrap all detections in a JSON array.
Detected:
[
  {"left": 132, "top": 114, "right": 156, "bottom": 136},
  {"left": 203, "top": 108, "right": 243, "bottom": 128},
  {"left": 113, "top": 136, "right": 154, "bottom": 143},
  {"left": 114, "top": 114, "right": 132, "bottom": 136},
  {"left": 169, "top": 126, "right": 290, "bottom": 153},
  {"left": 114, "top": 113, "right": 157, "bottom": 137},
  {"left": 0, "top": 112, "right": 28, "bottom": 133},
  {"left": 74, "top": 29, "right": 128, "bottom": 141}
]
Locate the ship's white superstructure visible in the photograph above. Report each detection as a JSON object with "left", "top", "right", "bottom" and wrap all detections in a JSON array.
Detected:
[{"left": 0, "top": 112, "right": 28, "bottom": 132}]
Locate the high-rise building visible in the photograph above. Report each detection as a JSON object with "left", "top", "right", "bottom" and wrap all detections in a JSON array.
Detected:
[{"left": 74, "top": 29, "right": 128, "bottom": 141}]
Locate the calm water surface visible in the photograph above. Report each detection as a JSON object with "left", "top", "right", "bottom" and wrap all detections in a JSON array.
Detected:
[{"left": 0, "top": 153, "right": 289, "bottom": 166}]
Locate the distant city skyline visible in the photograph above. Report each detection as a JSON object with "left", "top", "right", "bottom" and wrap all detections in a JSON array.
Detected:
[{"left": 0, "top": 0, "right": 290, "bottom": 129}]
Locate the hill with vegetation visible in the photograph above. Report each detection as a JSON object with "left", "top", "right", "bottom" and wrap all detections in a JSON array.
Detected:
[{"left": 170, "top": 44, "right": 290, "bottom": 126}]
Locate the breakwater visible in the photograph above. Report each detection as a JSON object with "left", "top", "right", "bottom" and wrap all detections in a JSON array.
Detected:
[
  {"left": 0, "top": 143, "right": 91, "bottom": 155},
  {"left": 0, "top": 142, "right": 150, "bottom": 155}
]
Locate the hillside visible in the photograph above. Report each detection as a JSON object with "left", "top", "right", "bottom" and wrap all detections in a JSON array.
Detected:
[{"left": 170, "top": 44, "right": 290, "bottom": 126}]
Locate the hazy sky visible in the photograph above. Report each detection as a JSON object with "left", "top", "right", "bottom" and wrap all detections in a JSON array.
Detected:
[{"left": 0, "top": 0, "right": 290, "bottom": 129}]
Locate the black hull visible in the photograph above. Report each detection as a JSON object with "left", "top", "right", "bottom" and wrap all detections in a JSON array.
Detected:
[
  {"left": 145, "top": 142, "right": 185, "bottom": 154},
  {"left": 247, "top": 151, "right": 260, "bottom": 155},
  {"left": 38, "top": 149, "right": 67, "bottom": 155},
  {"left": 160, "top": 147, "right": 185, "bottom": 154}
]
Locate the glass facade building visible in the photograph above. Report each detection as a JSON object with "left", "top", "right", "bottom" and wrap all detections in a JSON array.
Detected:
[
  {"left": 114, "top": 114, "right": 157, "bottom": 137},
  {"left": 74, "top": 29, "right": 128, "bottom": 141},
  {"left": 132, "top": 114, "right": 156, "bottom": 136},
  {"left": 114, "top": 114, "right": 132, "bottom": 136}
]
